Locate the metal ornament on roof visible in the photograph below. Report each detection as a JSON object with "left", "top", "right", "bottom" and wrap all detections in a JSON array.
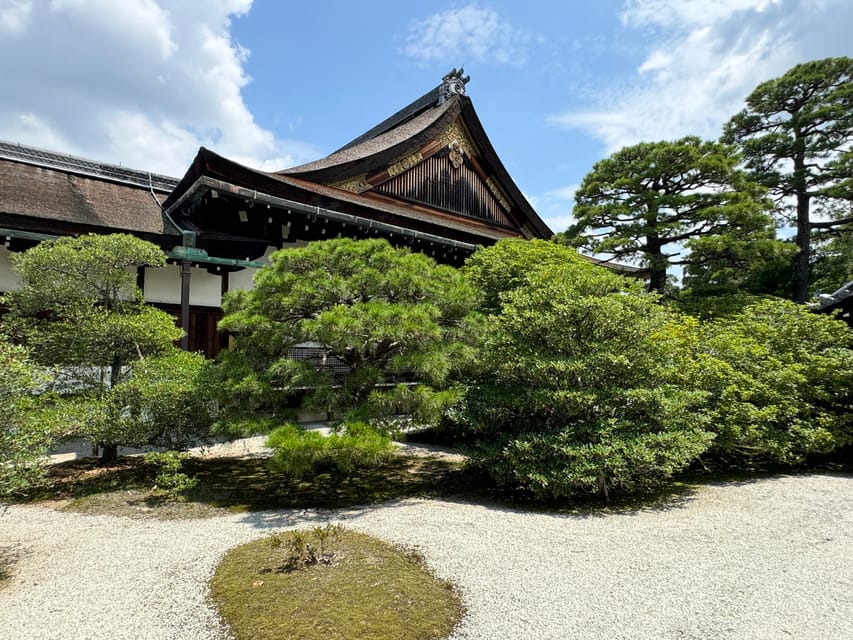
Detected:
[
  {"left": 439, "top": 67, "right": 470, "bottom": 104},
  {"left": 448, "top": 140, "right": 465, "bottom": 169}
]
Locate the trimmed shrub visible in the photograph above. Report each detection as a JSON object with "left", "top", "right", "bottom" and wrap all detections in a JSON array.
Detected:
[
  {"left": 144, "top": 451, "right": 198, "bottom": 496},
  {"left": 105, "top": 349, "right": 219, "bottom": 451},
  {"left": 687, "top": 299, "right": 853, "bottom": 464},
  {"left": 219, "top": 238, "right": 478, "bottom": 425},
  {"left": 459, "top": 242, "right": 714, "bottom": 500}
]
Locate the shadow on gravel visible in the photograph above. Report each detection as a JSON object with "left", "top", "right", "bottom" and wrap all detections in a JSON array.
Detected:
[
  {"left": 0, "top": 542, "right": 29, "bottom": 588},
  {"left": 233, "top": 473, "right": 713, "bottom": 532},
  {"left": 28, "top": 446, "right": 853, "bottom": 524},
  {"left": 30, "top": 454, "right": 483, "bottom": 520}
]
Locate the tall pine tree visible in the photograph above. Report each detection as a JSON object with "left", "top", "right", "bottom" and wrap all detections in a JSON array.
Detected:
[
  {"left": 723, "top": 57, "right": 853, "bottom": 302},
  {"left": 563, "top": 137, "right": 774, "bottom": 294}
]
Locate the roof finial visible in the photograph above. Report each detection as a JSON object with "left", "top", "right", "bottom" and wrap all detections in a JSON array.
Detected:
[{"left": 439, "top": 67, "right": 470, "bottom": 104}]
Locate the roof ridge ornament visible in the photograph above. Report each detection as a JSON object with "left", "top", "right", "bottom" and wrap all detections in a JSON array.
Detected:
[{"left": 439, "top": 67, "right": 470, "bottom": 104}]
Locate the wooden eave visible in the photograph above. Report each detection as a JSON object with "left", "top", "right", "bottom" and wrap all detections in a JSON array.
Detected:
[
  {"left": 164, "top": 147, "right": 520, "bottom": 247},
  {"left": 0, "top": 211, "right": 177, "bottom": 247}
]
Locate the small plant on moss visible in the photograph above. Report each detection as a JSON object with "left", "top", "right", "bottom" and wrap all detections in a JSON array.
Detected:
[
  {"left": 395, "top": 543, "right": 426, "bottom": 566},
  {"left": 144, "top": 451, "right": 198, "bottom": 496},
  {"left": 266, "top": 524, "right": 343, "bottom": 573},
  {"left": 313, "top": 523, "right": 343, "bottom": 555}
]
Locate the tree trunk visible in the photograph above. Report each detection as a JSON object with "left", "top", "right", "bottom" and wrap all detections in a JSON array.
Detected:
[
  {"left": 646, "top": 235, "right": 667, "bottom": 294},
  {"left": 99, "top": 444, "right": 118, "bottom": 464},
  {"left": 793, "top": 137, "right": 811, "bottom": 303},
  {"left": 109, "top": 353, "right": 122, "bottom": 389},
  {"left": 101, "top": 354, "right": 123, "bottom": 464},
  {"left": 648, "top": 267, "right": 668, "bottom": 295},
  {"left": 598, "top": 473, "right": 610, "bottom": 502},
  {"left": 794, "top": 196, "right": 811, "bottom": 303}
]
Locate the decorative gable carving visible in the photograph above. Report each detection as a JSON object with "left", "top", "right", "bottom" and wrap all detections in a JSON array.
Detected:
[
  {"left": 387, "top": 151, "right": 424, "bottom": 177},
  {"left": 375, "top": 148, "right": 513, "bottom": 226},
  {"left": 330, "top": 174, "right": 371, "bottom": 193},
  {"left": 436, "top": 119, "right": 477, "bottom": 158}
]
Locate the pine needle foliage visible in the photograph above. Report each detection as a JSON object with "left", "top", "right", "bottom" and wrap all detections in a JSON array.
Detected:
[{"left": 219, "top": 238, "right": 478, "bottom": 425}]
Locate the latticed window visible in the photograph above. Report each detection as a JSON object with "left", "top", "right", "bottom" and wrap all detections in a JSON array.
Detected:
[{"left": 286, "top": 342, "right": 349, "bottom": 376}]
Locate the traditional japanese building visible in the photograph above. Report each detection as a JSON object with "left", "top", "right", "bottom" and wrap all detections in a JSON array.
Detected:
[
  {"left": 815, "top": 281, "right": 853, "bottom": 327},
  {"left": 1, "top": 70, "right": 553, "bottom": 355}
]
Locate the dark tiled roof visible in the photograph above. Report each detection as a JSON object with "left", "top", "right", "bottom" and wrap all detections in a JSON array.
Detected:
[
  {"left": 0, "top": 141, "right": 179, "bottom": 192},
  {"left": 334, "top": 86, "right": 443, "bottom": 152},
  {"left": 0, "top": 153, "right": 177, "bottom": 237},
  {"left": 816, "top": 280, "right": 853, "bottom": 310},
  {"left": 577, "top": 253, "right": 649, "bottom": 276},
  {"left": 281, "top": 95, "right": 458, "bottom": 177},
  {"left": 814, "top": 280, "right": 853, "bottom": 326}
]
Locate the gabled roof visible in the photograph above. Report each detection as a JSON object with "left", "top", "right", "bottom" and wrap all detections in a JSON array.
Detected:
[
  {"left": 280, "top": 94, "right": 457, "bottom": 180},
  {"left": 334, "top": 84, "right": 446, "bottom": 153},
  {"left": 279, "top": 72, "right": 551, "bottom": 240},
  {"left": 0, "top": 141, "right": 180, "bottom": 240},
  {"left": 163, "top": 71, "right": 550, "bottom": 248}
]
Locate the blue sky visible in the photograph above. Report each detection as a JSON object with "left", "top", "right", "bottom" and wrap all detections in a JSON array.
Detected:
[{"left": 0, "top": 0, "right": 850, "bottom": 233}]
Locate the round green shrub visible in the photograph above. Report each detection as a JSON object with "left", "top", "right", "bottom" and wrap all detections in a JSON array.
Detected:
[{"left": 460, "top": 242, "right": 714, "bottom": 500}]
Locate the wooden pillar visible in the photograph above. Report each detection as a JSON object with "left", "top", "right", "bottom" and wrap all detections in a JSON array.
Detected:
[
  {"left": 180, "top": 259, "right": 191, "bottom": 350},
  {"left": 136, "top": 265, "right": 145, "bottom": 292},
  {"left": 220, "top": 269, "right": 229, "bottom": 298}
]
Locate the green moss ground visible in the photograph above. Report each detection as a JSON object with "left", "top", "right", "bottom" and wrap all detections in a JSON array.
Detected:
[{"left": 210, "top": 527, "right": 463, "bottom": 640}]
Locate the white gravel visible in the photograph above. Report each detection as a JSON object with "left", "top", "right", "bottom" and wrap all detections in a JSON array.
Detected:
[{"left": 1, "top": 473, "right": 851, "bottom": 639}]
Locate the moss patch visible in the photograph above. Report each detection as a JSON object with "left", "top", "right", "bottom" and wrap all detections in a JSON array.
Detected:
[{"left": 211, "top": 527, "right": 463, "bottom": 640}]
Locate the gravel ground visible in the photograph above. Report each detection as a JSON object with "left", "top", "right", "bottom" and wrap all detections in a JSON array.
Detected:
[{"left": 1, "top": 473, "right": 851, "bottom": 640}]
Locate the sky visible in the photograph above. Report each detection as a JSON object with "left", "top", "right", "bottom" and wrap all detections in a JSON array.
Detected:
[{"left": 0, "top": 0, "right": 850, "bottom": 234}]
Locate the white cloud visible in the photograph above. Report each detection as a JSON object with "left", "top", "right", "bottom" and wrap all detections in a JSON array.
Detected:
[
  {"left": 620, "top": 0, "right": 782, "bottom": 28},
  {"left": 0, "top": 0, "right": 32, "bottom": 33},
  {"left": 527, "top": 183, "right": 579, "bottom": 233},
  {"left": 550, "top": 0, "right": 853, "bottom": 154},
  {"left": 402, "top": 5, "right": 533, "bottom": 66},
  {"left": 546, "top": 184, "right": 579, "bottom": 202},
  {"left": 0, "top": 0, "right": 320, "bottom": 176}
]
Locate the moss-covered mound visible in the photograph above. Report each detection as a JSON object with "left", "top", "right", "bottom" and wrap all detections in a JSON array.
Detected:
[{"left": 210, "top": 526, "right": 463, "bottom": 640}]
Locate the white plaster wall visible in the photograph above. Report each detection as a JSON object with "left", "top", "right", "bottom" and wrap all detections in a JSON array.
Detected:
[
  {"left": 189, "top": 267, "right": 222, "bottom": 307},
  {"left": 227, "top": 244, "right": 288, "bottom": 293},
  {"left": 143, "top": 265, "right": 180, "bottom": 304},
  {"left": 227, "top": 266, "right": 258, "bottom": 293},
  {"left": 0, "top": 250, "right": 144, "bottom": 296},
  {"left": 143, "top": 264, "right": 222, "bottom": 307},
  {"left": 0, "top": 245, "right": 22, "bottom": 292},
  {"left": 144, "top": 243, "right": 306, "bottom": 303}
]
